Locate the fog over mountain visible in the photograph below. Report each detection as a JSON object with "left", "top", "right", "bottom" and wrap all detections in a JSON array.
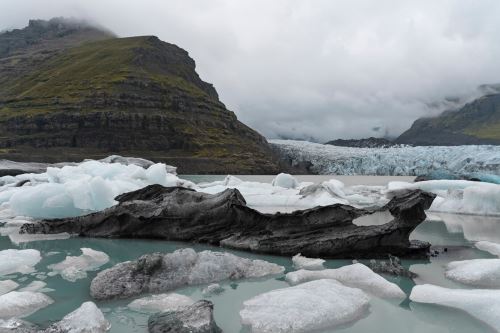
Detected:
[{"left": 2, "top": 0, "right": 500, "bottom": 142}]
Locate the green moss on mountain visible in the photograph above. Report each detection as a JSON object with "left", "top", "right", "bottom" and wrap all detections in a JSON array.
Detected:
[
  {"left": 0, "top": 19, "right": 282, "bottom": 173},
  {"left": 397, "top": 93, "right": 500, "bottom": 145}
]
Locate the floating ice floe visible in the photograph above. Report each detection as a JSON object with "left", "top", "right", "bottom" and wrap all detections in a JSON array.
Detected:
[
  {"left": 445, "top": 259, "right": 500, "bottom": 288},
  {"left": 0, "top": 280, "right": 18, "bottom": 296},
  {"left": 0, "top": 291, "right": 53, "bottom": 319},
  {"left": 410, "top": 284, "right": 500, "bottom": 332},
  {"left": 45, "top": 301, "right": 110, "bottom": 333},
  {"left": 19, "top": 281, "right": 49, "bottom": 293},
  {"left": 128, "top": 293, "right": 194, "bottom": 314},
  {"left": 0, "top": 160, "right": 190, "bottom": 219},
  {"left": 90, "top": 248, "right": 285, "bottom": 300},
  {"left": 271, "top": 173, "right": 299, "bottom": 189},
  {"left": 0, "top": 249, "right": 41, "bottom": 276},
  {"left": 202, "top": 283, "right": 225, "bottom": 296},
  {"left": 292, "top": 253, "right": 325, "bottom": 270},
  {"left": 48, "top": 248, "right": 109, "bottom": 282},
  {"left": 387, "top": 180, "right": 500, "bottom": 216},
  {"left": 240, "top": 279, "right": 370, "bottom": 333},
  {"left": 476, "top": 241, "right": 500, "bottom": 257},
  {"left": 286, "top": 263, "right": 405, "bottom": 299}
]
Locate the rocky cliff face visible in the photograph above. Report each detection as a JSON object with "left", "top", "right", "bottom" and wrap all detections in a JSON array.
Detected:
[
  {"left": 396, "top": 93, "right": 500, "bottom": 146},
  {"left": 0, "top": 19, "right": 282, "bottom": 174}
]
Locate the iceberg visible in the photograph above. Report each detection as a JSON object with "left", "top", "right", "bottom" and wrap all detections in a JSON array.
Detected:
[
  {"left": 286, "top": 263, "right": 405, "bottom": 299},
  {"left": 90, "top": 248, "right": 285, "bottom": 300},
  {"left": 0, "top": 160, "right": 188, "bottom": 219},
  {"left": 271, "top": 173, "right": 299, "bottom": 189},
  {"left": 128, "top": 293, "right": 194, "bottom": 314},
  {"left": 48, "top": 248, "right": 109, "bottom": 282},
  {"left": 387, "top": 180, "right": 500, "bottom": 216},
  {"left": 410, "top": 284, "right": 500, "bottom": 332},
  {"left": 291, "top": 253, "right": 325, "bottom": 270},
  {"left": 476, "top": 241, "right": 500, "bottom": 257},
  {"left": 270, "top": 139, "right": 500, "bottom": 176},
  {"left": 44, "top": 301, "right": 110, "bottom": 333},
  {"left": 0, "top": 249, "right": 41, "bottom": 276},
  {"left": 0, "top": 280, "right": 18, "bottom": 296},
  {"left": 0, "top": 291, "right": 53, "bottom": 319},
  {"left": 240, "top": 279, "right": 370, "bottom": 333},
  {"left": 445, "top": 259, "right": 500, "bottom": 288}
]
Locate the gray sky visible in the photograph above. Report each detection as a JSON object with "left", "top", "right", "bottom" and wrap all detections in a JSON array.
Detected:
[{"left": 2, "top": 0, "right": 500, "bottom": 142}]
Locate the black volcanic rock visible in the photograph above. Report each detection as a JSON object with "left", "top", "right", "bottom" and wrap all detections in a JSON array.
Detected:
[
  {"left": 148, "top": 301, "right": 222, "bottom": 333},
  {"left": 326, "top": 137, "right": 396, "bottom": 148},
  {"left": 21, "top": 185, "right": 436, "bottom": 259}
]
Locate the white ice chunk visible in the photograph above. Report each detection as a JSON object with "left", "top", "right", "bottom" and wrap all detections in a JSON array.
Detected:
[
  {"left": 387, "top": 180, "right": 500, "bottom": 216},
  {"left": 128, "top": 293, "right": 194, "bottom": 314},
  {"left": 48, "top": 248, "right": 109, "bottom": 282},
  {"left": 49, "top": 301, "right": 110, "bottom": 333},
  {"left": 0, "top": 280, "right": 18, "bottom": 296},
  {"left": 0, "top": 291, "right": 53, "bottom": 318},
  {"left": 292, "top": 253, "right": 325, "bottom": 270},
  {"left": 476, "top": 241, "right": 500, "bottom": 257},
  {"left": 19, "top": 281, "right": 46, "bottom": 292},
  {"left": 286, "top": 263, "right": 405, "bottom": 299},
  {"left": 202, "top": 283, "right": 224, "bottom": 296},
  {"left": 240, "top": 279, "right": 370, "bottom": 333},
  {"left": 0, "top": 249, "right": 41, "bottom": 276},
  {"left": 410, "top": 284, "right": 500, "bottom": 332},
  {"left": 271, "top": 173, "right": 299, "bottom": 189},
  {"left": 445, "top": 259, "right": 500, "bottom": 288}
]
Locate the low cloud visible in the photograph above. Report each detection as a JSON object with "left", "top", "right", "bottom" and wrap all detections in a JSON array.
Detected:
[{"left": 2, "top": 0, "right": 500, "bottom": 142}]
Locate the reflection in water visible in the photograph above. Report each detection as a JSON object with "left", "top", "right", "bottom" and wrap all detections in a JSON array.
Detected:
[{"left": 0, "top": 201, "right": 499, "bottom": 332}]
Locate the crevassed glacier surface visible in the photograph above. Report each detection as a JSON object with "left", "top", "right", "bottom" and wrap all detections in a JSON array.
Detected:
[
  {"left": 240, "top": 279, "right": 370, "bottom": 333},
  {"left": 270, "top": 140, "right": 500, "bottom": 176}
]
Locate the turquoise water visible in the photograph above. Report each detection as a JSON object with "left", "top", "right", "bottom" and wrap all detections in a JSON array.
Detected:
[{"left": 0, "top": 175, "right": 498, "bottom": 332}]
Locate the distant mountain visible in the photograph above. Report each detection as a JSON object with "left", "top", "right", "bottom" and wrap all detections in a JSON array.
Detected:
[
  {"left": 396, "top": 91, "right": 500, "bottom": 146},
  {"left": 0, "top": 18, "right": 283, "bottom": 173}
]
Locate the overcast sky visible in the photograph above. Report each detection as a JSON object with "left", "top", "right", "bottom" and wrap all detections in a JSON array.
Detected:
[{"left": 2, "top": 1, "right": 500, "bottom": 141}]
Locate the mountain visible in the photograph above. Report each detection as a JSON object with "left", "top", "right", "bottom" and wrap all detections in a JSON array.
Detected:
[
  {"left": 0, "top": 18, "right": 282, "bottom": 173},
  {"left": 396, "top": 92, "right": 500, "bottom": 146},
  {"left": 325, "top": 137, "right": 395, "bottom": 148}
]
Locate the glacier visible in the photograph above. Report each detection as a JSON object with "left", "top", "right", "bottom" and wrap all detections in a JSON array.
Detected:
[{"left": 270, "top": 139, "right": 500, "bottom": 176}]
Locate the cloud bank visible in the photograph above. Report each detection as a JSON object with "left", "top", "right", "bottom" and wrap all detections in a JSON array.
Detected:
[{"left": 2, "top": 0, "right": 500, "bottom": 142}]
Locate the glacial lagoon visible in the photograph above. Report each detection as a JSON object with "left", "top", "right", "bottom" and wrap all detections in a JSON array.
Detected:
[{"left": 0, "top": 175, "right": 499, "bottom": 332}]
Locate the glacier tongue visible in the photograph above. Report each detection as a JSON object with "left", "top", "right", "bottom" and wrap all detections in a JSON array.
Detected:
[{"left": 270, "top": 139, "right": 500, "bottom": 176}]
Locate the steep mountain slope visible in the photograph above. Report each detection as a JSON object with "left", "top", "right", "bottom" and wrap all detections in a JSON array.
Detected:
[
  {"left": 397, "top": 93, "right": 500, "bottom": 145},
  {"left": 0, "top": 19, "right": 281, "bottom": 173}
]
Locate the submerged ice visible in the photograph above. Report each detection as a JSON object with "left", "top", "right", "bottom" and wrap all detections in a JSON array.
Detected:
[
  {"left": 128, "top": 293, "right": 195, "bottom": 314},
  {"left": 48, "top": 248, "right": 109, "bottom": 282}
]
